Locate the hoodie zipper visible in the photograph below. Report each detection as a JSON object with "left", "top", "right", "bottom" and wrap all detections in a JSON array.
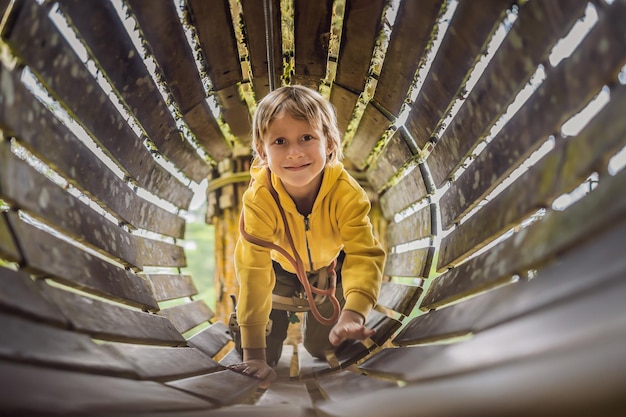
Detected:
[{"left": 303, "top": 215, "right": 314, "bottom": 271}]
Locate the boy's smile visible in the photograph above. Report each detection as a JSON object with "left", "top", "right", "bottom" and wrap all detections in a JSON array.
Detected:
[{"left": 262, "top": 113, "right": 330, "bottom": 201}]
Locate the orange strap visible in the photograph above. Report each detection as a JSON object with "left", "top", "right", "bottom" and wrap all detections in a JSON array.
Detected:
[{"left": 238, "top": 169, "right": 340, "bottom": 325}]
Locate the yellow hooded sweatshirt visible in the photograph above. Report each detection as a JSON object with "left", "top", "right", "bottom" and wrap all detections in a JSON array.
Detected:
[{"left": 234, "top": 162, "right": 386, "bottom": 349}]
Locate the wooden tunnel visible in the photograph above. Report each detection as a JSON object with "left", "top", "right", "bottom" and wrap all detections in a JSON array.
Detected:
[{"left": 1, "top": 0, "right": 626, "bottom": 415}]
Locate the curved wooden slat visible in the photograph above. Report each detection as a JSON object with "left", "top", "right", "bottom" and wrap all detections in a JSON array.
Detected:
[
  {"left": 158, "top": 299, "right": 214, "bottom": 334},
  {"left": 7, "top": 214, "right": 159, "bottom": 312},
  {"left": 440, "top": 0, "right": 626, "bottom": 229},
  {"left": 428, "top": 0, "right": 590, "bottom": 187},
  {"left": 4, "top": 0, "right": 193, "bottom": 208},
  {"left": 292, "top": 0, "right": 333, "bottom": 88},
  {"left": 0, "top": 67, "right": 185, "bottom": 238},
  {"left": 57, "top": 0, "right": 212, "bottom": 184},
  {"left": 365, "top": 129, "right": 414, "bottom": 193},
  {"left": 405, "top": 0, "right": 514, "bottom": 148},
  {"left": 142, "top": 274, "right": 197, "bottom": 302},
  {"left": 438, "top": 82, "right": 626, "bottom": 270},
  {"left": 40, "top": 283, "right": 185, "bottom": 346},
  {"left": 379, "top": 164, "right": 428, "bottom": 220},
  {"left": 126, "top": 0, "right": 231, "bottom": 162}
]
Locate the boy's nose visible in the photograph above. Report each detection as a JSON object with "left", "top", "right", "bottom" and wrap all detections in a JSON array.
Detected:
[{"left": 287, "top": 143, "right": 304, "bottom": 157}]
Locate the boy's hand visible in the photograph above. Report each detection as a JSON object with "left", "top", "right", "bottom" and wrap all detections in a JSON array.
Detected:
[
  {"left": 329, "top": 309, "right": 376, "bottom": 346},
  {"left": 228, "top": 348, "right": 276, "bottom": 389}
]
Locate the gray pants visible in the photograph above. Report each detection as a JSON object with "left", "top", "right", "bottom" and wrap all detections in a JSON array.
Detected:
[{"left": 235, "top": 253, "right": 345, "bottom": 366}]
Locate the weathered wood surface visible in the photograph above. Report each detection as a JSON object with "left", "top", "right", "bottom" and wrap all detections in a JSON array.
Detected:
[
  {"left": 57, "top": 0, "right": 212, "bottom": 184},
  {"left": 405, "top": 0, "right": 513, "bottom": 148},
  {"left": 135, "top": 236, "right": 186, "bottom": 268},
  {"left": 386, "top": 203, "right": 434, "bottom": 246},
  {"left": 240, "top": 0, "right": 282, "bottom": 100},
  {"left": 438, "top": 81, "right": 626, "bottom": 270},
  {"left": 143, "top": 273, "right": 198, "bottom": 302},
  {"left": 40, "top": 283, "right": 185, "bottom": 345},
  {"left": 187, "top": 321, "right": 233, "bottom": 358},
  {"left": 0, "top": 212, "right": 20, "bottom": 262},
  {"left": 0, "top": 313, "right": 137, "bottom": 376},
  {"left": 346, "top": 103, "right": 391, "bottom": 170},
  {"left": 0, "top": 267, "right": 67, "bottom": 324},
  {"left": 0, "top": 148, "right": 142, "bottom": 269},
  {"left": 292, "top": 0, "right": 333, "bottom": 88},
  {"left": 4, "top": 0, "right": 194, "bottom": 208},
  {"left": 158, "top": 299, "right": 215, "bottom": 334},
  {"left": 166, "top": 369, "right": 260, "bottom": 406},
  {"left": 428, "top": 0, "right": 590, "bottom": 187},
  {"left": 383, "top": 247, "right": 434, "bottom": 279},
  {"left": 395, "top": 218, "right": 626, "bottom": 347},
  {"left": 365, "top": 129, "right": 414, "bottom": 193},
  {"left": 7, "top": 213, "right": 159, "bottom": 311},
  {"left": 0, "top": 65, "right": 186, "bottom": 238},
  {"left": 379, "top": 165, "right": 428, "bottom": 219},
  {"left": 126, "top": 0, "right": 232, "bottom": 162},
  {"left": 376, "top": 280, "right": 423, "bottom": 317},
  {"left": 424, "top": 162, "right": 626, "bottom": 310},
  {"left": 440, "top": 0, "right": 626, "bottom": 229},
  {"left": 316, "top": 371, "right": 398, "bottom": 403},
  {"left": 0, "top": 360, "right": 214, "bottom": 414},
  {"left": 103, "top": 343, "right": 220, "bottom": 381}
]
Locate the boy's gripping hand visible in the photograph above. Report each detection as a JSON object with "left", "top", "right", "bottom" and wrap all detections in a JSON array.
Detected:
[
  {"left": 228, "top": 348, "right": 276, "bottom": 389},
  {"left": 329, "top": 309, "right": 376, "bottom": 346}
]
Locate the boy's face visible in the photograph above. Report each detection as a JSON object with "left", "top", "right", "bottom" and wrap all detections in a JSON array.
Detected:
[{"left": 260, "top": 113, "right": 331, "bottom": 199}]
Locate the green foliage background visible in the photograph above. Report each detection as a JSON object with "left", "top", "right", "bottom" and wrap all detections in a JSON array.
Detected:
[{"left": 181, "top": 217, "right": 216, "bottom": 309}]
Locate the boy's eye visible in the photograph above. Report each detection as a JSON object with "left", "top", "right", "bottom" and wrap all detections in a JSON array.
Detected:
[
  {"left": 274, "top": 138, "right": 286, "bottom": 145},
  {"left": 302, "top": 134, "right": 314, "bottom": 141}
]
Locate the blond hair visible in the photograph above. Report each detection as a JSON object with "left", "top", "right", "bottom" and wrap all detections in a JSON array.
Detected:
[{"left": 251, "top": 85, "right": 343, "bottom": 165}]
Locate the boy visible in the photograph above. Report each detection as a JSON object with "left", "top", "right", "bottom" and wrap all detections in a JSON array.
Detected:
[{"left": 231, "top": 85, "right": 386, "bottom": 388}]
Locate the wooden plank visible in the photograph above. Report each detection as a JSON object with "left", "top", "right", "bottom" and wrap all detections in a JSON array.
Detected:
[
  {"left": 0, "top": 360, "right": 214, "bottom": 414},
  {"left": 298, "top": 344, "right": 332, "bottom": 379},
  {"left": 386, "top": 203, "right": 434, "bottom": 247},
  {"left": 389, "top": 274, "right": 626, "bottom": 384},
  {"left": 0, "top": 67, "right": 185, "bottom": 238},
  {"left": 57, "top": 0, "right": 211, "bottom": 184},
  {"left": 383, "top": 247, "right": 434, "bottom": 279},
  {"left": 0, "top": 211, "right": 20, "bottom": 262},
  {"left": 405, "top": 0, "right": 513, "bottom": 148},
  {"left": 395, "top": 219, "right": 626, "bottom": 346},
  {"left": 373, "top": 0, "right": 443, "bottom": 116},
  {"left": 166, "top": 369, "right": 259, "bottom": 406},
  {"left": 333, "top": 0, "right": 385, "bottom": 93},
  {"left": 365, "top": 129, "right": 413, "bottom": 193},
  {"left": 185, "top": 0, "right": 251, "bottom": 144},
  {"left": 424, "top": 163, "right": 626, "bottom": 310},
  {"left": 345, "top": 102, "right": 391, "bottom": 170},
  {"left": 214, "top": 84, "right": 252, "bottom": 144},
  {"left": 240, "top": 0, "right": 282, "bottom": 100},
  {"left": 4, "top": 0, "right": 193, "bottom": 208},
  {"left": 0, "top": 266, "right": 67, "bottom": 325},
  {"left": 187, "top": 321, "right": 233, "bottom": 358},
  {"left": 292, "top": 0, "right": 333, "bottom": 88},
  {"left": 379, "top": 164, "right": 428, "bottom": 220},
  {"left": 103, "top": 343, "right": 220, "bottom": 381},
  {"left": 8, "top": 214, "right": 159, "bottom": 312},
  {"left": 219, "top": 346, "right": 243, "bottom": 367},
  {"left": 320, "top": 333, "right": 626, "bottom": 417},
  {"left": 376, "top": 281, "right": 423, "bottom": 317},
  {"left": 185, "top": 0, "right": 241, "bottom": 91},
  {"left": 438, "top": 81, "right": 626, "bottom": 270},
  {"left": 329, "top": 84, "right": 359, "bottom": 137},
  {"left": 257, "top": 345, "right": 312, "bottom": 407},
  {"left": 158, "top": 300, "right": 214, "bottom": 334},
  {"left": 0, "top": 148, "right": 142, "bottom": 269},
  {"left": 317, "top": 371, "right": 398, "bottom": 403},
  {"left": 439, "top": 0, "right": 626, "bottom": 230},
  {"left": 126, "top": 0, "right": 231, "bottom": 162},
  {"left": 39, "top": 283, "right": 186, "bottom": 346},
  {"left": 0, "top": 313, "right": 137, "bottom": 376},
  {"left": 136, "top": 236, "right": 186, "bottom": 268},
  {"left": 187, "top": 321, "right": 232, "bottom": 358},
  {"left": 365, "top": 266, "right": 626, "bottom": 382},
  {"left": 142, "top": 274, "right": 197, "bottom": 302},
  {"left": 428, "top": 0, "right": 590, "bottom": 187}
]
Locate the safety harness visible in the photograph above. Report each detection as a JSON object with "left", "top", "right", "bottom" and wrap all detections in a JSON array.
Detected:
[{"left": 238, "top": 168, "right": 341, "bottom": 326}]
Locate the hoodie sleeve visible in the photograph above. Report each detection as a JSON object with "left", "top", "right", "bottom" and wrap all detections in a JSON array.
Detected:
[
  {"left": 234, "top": 188, "right": 277, "bottom": 349},
  {"left": 335, "top": 179, "right": 386, "bottom": 319}
]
